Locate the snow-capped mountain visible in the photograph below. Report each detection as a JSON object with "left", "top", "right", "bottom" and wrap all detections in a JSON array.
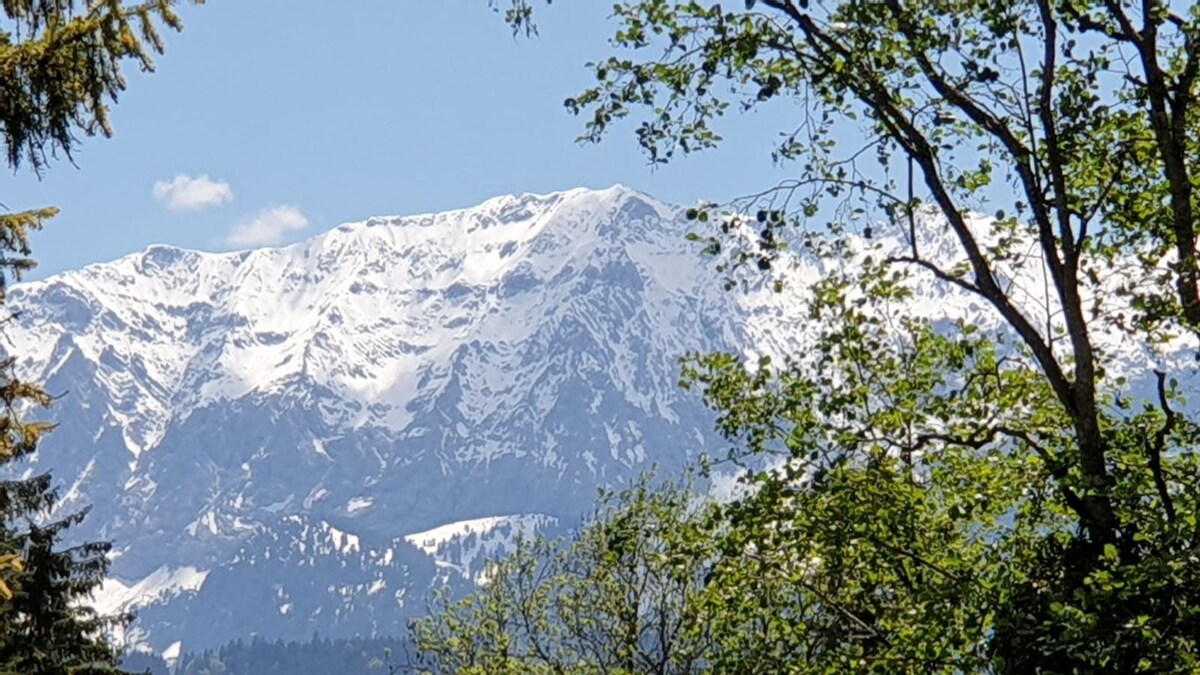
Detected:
[
  {"left": 6, "top": 186, "right": 799, "bottom": 654},
  {"left": 11, "top": 185, "right": 1190, "bottom": 658}
]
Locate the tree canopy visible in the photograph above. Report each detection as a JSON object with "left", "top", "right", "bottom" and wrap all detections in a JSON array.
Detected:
[
  {"left": 418, "top": 0, "right": 1200, "bottom": 671},
  {"left": 411, "top": 476, "right": 720, "bottom": 674}
]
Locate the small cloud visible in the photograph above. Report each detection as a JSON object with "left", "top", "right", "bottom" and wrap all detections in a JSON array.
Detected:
[
  {"left": 153, "top": 174, "right": 234, "bottom": 211},
  {"left": 224, "top": 205, "right": 309, "bottom": 248}
]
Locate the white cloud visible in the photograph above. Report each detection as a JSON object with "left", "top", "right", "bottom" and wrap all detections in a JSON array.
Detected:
[
  {"left": 224, "top": 205, "right": 309, "bottom": 248},
  {"left": 153, "top": 174, "right": 234, "bottom": 211}
]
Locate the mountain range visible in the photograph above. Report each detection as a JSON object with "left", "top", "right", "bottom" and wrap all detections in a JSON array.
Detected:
[
  {"left": 7, "top": 186, "right": 802, "bottom": 660},
  {"left": 8, "top": 185, "right": 1187, "bottom": 663}
]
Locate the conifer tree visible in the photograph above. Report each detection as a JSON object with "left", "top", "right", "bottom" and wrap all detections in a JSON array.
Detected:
[
  {"left": 0, "top": 1, "right": 197, "bottom": 672},
  {"left": 0, "top": 486, "right": 129, "bottom": 674}
]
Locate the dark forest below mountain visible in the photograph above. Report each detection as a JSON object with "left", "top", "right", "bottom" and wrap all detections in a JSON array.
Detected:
[{"left": 123, "top": 636, "right": 411, "bottom": 675}]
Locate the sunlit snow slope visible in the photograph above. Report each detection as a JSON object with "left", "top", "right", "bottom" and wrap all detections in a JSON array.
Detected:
[
  {"left": 10, "top": 185, "right": 1192, "bottom": 657},
  {"left": 8, "top": 186, "right": 791, "bottom": 653}
]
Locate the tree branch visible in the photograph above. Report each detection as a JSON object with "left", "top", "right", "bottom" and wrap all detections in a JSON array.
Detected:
[{"left": 1150, "top": 370, "right": 1178, "bottom": 523}]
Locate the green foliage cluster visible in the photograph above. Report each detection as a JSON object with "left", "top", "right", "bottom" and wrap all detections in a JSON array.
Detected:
[
  {"left": 411, "top": 477, "right": 718, "bottom": 674},
  {"left": 0, "top": 1, "right": 194, "bottom": 672},
  {"left": 417, "top": 0, "right": 1200, "bottom": 671}
]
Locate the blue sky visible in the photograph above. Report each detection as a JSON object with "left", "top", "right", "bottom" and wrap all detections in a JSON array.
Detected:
[{"left": 6, "top": 2, "right": 799, "bottom": 279}]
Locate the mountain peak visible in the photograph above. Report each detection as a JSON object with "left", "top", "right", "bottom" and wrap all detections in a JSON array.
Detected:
[
  {"left": 7, "top": 186, "right": 709, "bottom": 448},
  {"left": 4, "top": 184, "right": 801, "bottom": 655},
  {"left": 9, "top": 184, "right": 1188, "bottom": 657}
]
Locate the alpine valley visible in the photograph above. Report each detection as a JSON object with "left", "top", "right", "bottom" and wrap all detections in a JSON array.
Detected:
[{"left": 5, "top": 186, "right": 1188, "bottom": 663}]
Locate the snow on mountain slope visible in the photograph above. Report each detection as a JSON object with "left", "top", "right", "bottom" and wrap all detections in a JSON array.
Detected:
[
  {"left": 405, "top": 514, "right": 557, "bottom": 583},
  {"left": 13, "top": 188, "right": 678, "bottom": 450},
  {"left": 5, "top": 185, "right": 793, "bottom": 653},
  {"left": 92, "top": 565, "right": 210, "bottom": 617},
  {"left": 8, "top": 185, "right": 1193, "bottom": 656}
]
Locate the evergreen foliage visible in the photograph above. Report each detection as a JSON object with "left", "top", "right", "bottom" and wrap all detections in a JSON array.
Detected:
[
  {"left": 116, "top": 650, "right": 169, "bottom": 675},
  {"left": 416, "top": 1, "right": 1200, "bottom": 671},
  {"left": 176, "top": 635, "right": 411, "bottom": 675},
  {"left": 0, "top": 490, "right": 129, "bottom": 674},
  {"left": 0, "top": 0, "right": 199, "bottom": 173}
]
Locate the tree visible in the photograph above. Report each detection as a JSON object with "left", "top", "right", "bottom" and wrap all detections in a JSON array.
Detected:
[
  {"left": 0, "top": 1, "right": 197, "bottom": 671},
  {"left": 460, "top": 0, "right": 1200, "bottom": 670},
  {"left": 0, "top": 490, "right": 130, "bottom": 673},
  {"left": 409, "top": 475, "right": 729, "bottom": 674}
]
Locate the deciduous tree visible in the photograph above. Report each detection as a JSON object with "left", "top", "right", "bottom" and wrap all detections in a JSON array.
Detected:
[
  {"left": 444, "top": 1, "right": 1200, "bottom": 670},
  {"left": 410, "top": 476, "right": 725, "bottom": 674}
]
